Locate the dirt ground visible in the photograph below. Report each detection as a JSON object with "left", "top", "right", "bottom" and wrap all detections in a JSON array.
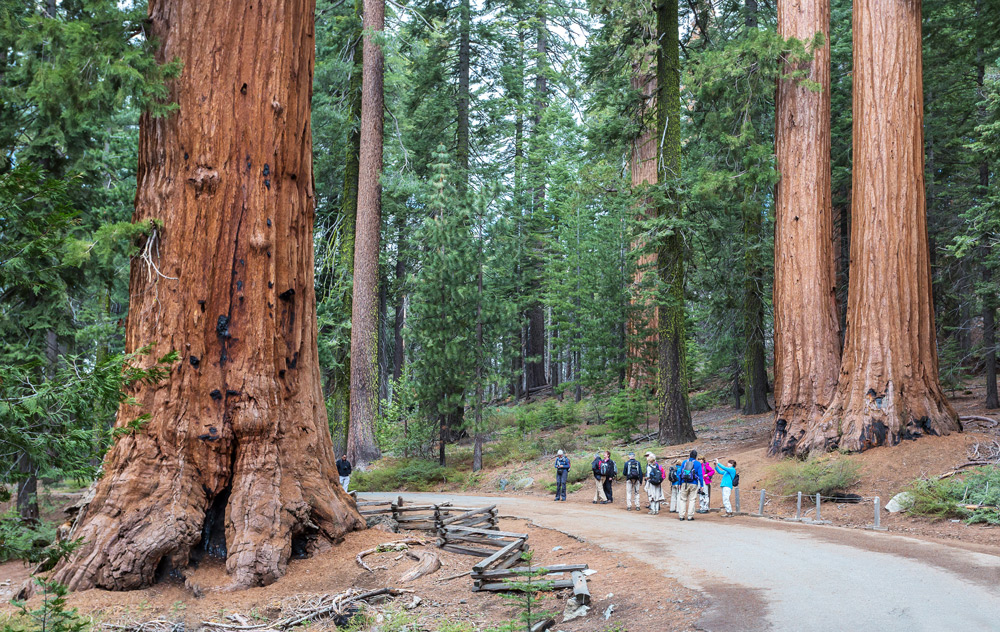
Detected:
[
  {"left": 0, "top": 517, "right": 702, "bottom": 632},
  {"left": 468, "top": 384, "right": 1000, "bottom": 548}
]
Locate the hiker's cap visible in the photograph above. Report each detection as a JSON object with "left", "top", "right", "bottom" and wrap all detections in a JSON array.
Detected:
[{"left": 557, "top": 449, "right": 564, "bottom": 456}]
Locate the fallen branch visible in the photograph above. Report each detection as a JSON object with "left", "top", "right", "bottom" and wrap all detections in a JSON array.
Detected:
[
  {"left": 960, "top": 415, "right": 998, "bottom": 427},
  {"left": 399, "top": 550, "right": 441, "bottom": 582},
  {"left": 436, "top": 570, "right": 472, "bottom": 583},
  {"left": 356, "top": 538, "right": 428, "bottom": 573}
]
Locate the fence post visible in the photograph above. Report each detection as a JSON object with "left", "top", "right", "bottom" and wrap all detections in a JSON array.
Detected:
[
  {"left": 796, "top": 492, "right": 802, "bottom": 521},
  {"left": 874, "top": 496, "right": 881, "bottom": 529},
  {"left": 735, "top": 488, "right": 741, "bottom": 513},
  {"left": 757, "top": 489, "right": 766, "bottom": 516},
  {"left": 815, "top": 493, "right": 821, "bottom": 521}
]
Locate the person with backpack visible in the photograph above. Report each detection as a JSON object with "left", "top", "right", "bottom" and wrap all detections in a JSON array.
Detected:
[
  {"left": 554, "top": 450, "right": 571, "bottom": 501},
  {"left": 591, "top": 452, "right": 608, "bottom": 504},
  {"left": 697, "top": 457, "right": 715, "bottom": 514},
  {"left": 668, "top": 459, "right": 682, "bottom": 513},
  {"left": 675, "top": 450, "right": 705, "bottom": 520},
  {"left": 714, "top": 458, "right": 738, "bottom": 516},
  {"left": 601, "top": 450, "right": 617, "bottom": 504},
  {"left": 645, "top": 454, "right": 665, "bottom": 515},
  {"left": 622, "top": 452, "right": 644, "bottom": 511}
]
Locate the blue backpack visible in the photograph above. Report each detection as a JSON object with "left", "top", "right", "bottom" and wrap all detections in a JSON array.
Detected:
[{"left": 679, "top": 459, "right": 698, "bottom": 484}]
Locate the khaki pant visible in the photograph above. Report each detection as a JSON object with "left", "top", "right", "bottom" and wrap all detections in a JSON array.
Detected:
[
  {"left": 625, "top": 479, "right": 642, "bottom": 508},
  {"left": 722, "top": 486, "right": 733, "bottom": 514},
  {"left": 593, "top": 477, "right": 608, "bottom": 502},
  {"left": 677, "top": 483, "right": 699, "bottom": 518}
]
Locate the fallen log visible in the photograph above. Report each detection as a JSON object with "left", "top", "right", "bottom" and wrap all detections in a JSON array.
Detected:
[
  {"left": 529, "top": 619, "right": 555, "bottom": 632},
  {"left": 474, "top": 563, "right": 588, "bottom": 579},
  {"left": 571, "top": 571, "right": 591, "bottom": 606},
  {"left": 475, "top": 579, "right": 574, "bottom": 592},
  {"left": 399, "top": 550, "right": 441, "bottom": 582},
  {"left": 960, "top": 415, "right": 999, "bottom": 427}
]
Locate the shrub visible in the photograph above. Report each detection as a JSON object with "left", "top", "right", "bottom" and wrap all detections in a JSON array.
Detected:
[
  {"left": 689, "top": 389, "right": 723, "bottom": 411},
  {"left": 605, "top": 389, "right": 647, "bottom": 441},
  {"left": 351, "top": 459, "right": 460, "bottom": 492},
  {"left": 767, "top": 458, "right": 861, "bottom": 496},
  {"left": 0, "top": 511, "right": 56, "bottom": 563},
  {"left": 533, "top": 429, "right": 578, "bottom": 456},
  {"left": 906, "top": 466, "right": 1000, "bottom": 524},
  {"left": 544, "top": 481, "right": 584, "bottom": 495}
]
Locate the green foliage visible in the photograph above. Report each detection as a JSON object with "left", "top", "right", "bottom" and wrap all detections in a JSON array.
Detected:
[
  {"left": 907, "top": 467, "right": 1000, "bottom": 525},
  {"left": 494, "top": 551, "right": 556, "bottom": 632},
  {"left": 767, "top": 458, "right": 862, "bottom": 496},
  {"left": 4, "top": 577, "right": 91, "bottom": 632},
  {"left": 605, "top": 389, "right": 650, "bottom": 441},
  {"left": 351, "top": 459, "right": 460, "bottom": 492},
  {"left": 0, "top": 512, "right": 56, "bottom": 564}
]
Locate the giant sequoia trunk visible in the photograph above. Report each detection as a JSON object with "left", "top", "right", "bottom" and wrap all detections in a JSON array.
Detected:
[
  {"left": 656, "top": 0, "right": 695, "bottom": 446},
  {"left": 347, "top": 0, "right": 386, "bottom": 466},
  {"left": 810, "top": 0, "right": 959, "bottom": 452},
  {"left": 51, "top": 0, "right": 364, "bottom": 591},
  {"left": 626, "top": 66, "right": 658, "bottom": 391},
  {"left": 769, "top": 0, "right": 841, "bottom": 455}
]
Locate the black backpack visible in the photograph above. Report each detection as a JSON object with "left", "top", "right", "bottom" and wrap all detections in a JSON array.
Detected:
[
  {"left": 599, "top": 460, "right": 610, "bottom": 476},
  {"left": 733, "top": 472, "right": 740, "bottom": 487},
  {"left": 668, "top": 466, "right": 679, "bottom": 484},
  {"left": 647, "top": 464, "right": 664, "bottom": 486},
  {"left": 624, "top": 459, "right": 641, "bottom": 480}
]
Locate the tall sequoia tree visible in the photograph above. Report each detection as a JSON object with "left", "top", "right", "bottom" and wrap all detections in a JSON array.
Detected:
[
  {"left": 50, "top": 0, "right": 364, "bottom": 591},
  {"left": 656, "top": 0, "right": 695, "bottom": 445},
  {"left": 347, "top": 0, "right": 387, "bottom": 465},
  {"left": 805, "top": 0, "right": 960, "bottom": 452},
  {"left": 769, "top": 0, "right": 842, "bottom": 455},
  {"left": 626, "top": 65, "right": 658, "bottom": 391}
]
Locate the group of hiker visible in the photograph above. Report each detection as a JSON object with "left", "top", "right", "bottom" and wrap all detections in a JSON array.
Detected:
[{"left": 553, "top": 449, "right": 738, "bottom": 519}]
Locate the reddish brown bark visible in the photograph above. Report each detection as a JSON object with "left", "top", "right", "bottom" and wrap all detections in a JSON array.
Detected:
[
  {"left": 347, "top": 0, "right": 386, "bottom": 466},
  {"left": 811, "top": 0, "right": 959, "bottom": 452},
  {"left": 769, "top": 0, "right": 841, "bottom": 455},
  {"left": 50, "top": 0, "right": 364, "bottom": 591},
  {"left": 626, "top": 65, "right": 659, "bottom": 391}
]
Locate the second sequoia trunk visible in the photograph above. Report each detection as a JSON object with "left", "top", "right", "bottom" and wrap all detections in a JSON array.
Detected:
[
  {"left": 51, "top": 0, "right": 364, "bottom": 591},
  {"left": 769, "top": 0, "right": 841, "bottom": 455},
  {"left": 812, "top": 0, "right": 959, "bottom": 452}
]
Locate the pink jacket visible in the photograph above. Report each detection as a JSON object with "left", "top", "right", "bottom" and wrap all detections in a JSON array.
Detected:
[{"left": 701, "top": 461, "right": 715, "bottom": 484}]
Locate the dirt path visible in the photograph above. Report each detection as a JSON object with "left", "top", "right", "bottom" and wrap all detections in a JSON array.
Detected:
[{"left": 366, "top": 492, "right": 1000, "bottom": 631}]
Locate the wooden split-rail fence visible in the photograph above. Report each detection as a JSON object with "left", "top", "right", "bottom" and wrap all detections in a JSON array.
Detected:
[{"left": 356, "top": 496, "right": 589, "bottom": 596}]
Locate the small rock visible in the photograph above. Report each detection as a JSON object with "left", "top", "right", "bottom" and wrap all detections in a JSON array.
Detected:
[
  {"left": 563, "top": 596, "right": 590, "bottom": 622},
  {"left": 459, "top": 599, "right": 467, "bottom": 604},
  {"left": 513, "top": 476, "right": 535, "bottom": 490},
  {"left": 552, "top": 546, "right": 563, "bottom": 551},
  {"left": 885, "top": 492, "right": 914, "bottom": 513},
  {"left": 404, "top": 596, "right": 422, "bottom": 610},
  {"left": 603, "top": 604, "right": 615, "bottom": 620}
]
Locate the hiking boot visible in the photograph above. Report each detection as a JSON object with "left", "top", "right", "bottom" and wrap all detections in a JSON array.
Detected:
[
  {"left": 687, "top": 517, "right": 694, "bottom": 521},
  {"left": 678, "top": 516, "right": 684, "bottom": 521}
]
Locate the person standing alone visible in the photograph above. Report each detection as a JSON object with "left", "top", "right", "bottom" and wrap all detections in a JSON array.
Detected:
[
  {"left": 554, "top": 450, "right": 571, "bottom": 501},
  {"left": 715, "top": 458, "right": 738, "bottom": 517},
  {"left": 337, "top": 455, "right": 353, "bottom": 492},
  {"left": 622, "top": 452, "right": 644, "bottom": 510},
  {"left": 676, "top": 450, "right": 704, "bottom": 520}
]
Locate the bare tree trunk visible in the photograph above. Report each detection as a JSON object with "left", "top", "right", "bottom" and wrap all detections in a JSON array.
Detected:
[
  {"left": 348, "top": 0, "right": 386, "bottom": 466},
  {"left": 627, "top": 63, "right": 658, "bottom": 391},
  {"left": 525, "top": 12, "right": 548, "bottom": 393},
  {"left": 769, "top": 0, "right": 841, "bottom": 454},
  {"left": 813, "top": 0, "right": 959, "bottom": 452},
  {"left": 15, "top": 452, "right": 38, "bottom": 523},
  {"left": 392, "top": 214, "right": 406, "bottom": 384},
  {"left": 333, "top": 0, "right": 364, "bottom": 443},
  {"left": 656, "top": 0, "right": 695, "bottom": 446},
  {"left": 51, "top": 0, "right": 364, "bottom": 591}
]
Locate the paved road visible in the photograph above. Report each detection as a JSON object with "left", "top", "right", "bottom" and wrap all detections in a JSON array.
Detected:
[{"left": 365, "top": 492, "right": 1000, "bottom": 631}]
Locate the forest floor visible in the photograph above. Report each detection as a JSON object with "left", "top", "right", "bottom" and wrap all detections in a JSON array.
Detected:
[{"left": 0, "top": 516, "right": 701, "bottom": 632}]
